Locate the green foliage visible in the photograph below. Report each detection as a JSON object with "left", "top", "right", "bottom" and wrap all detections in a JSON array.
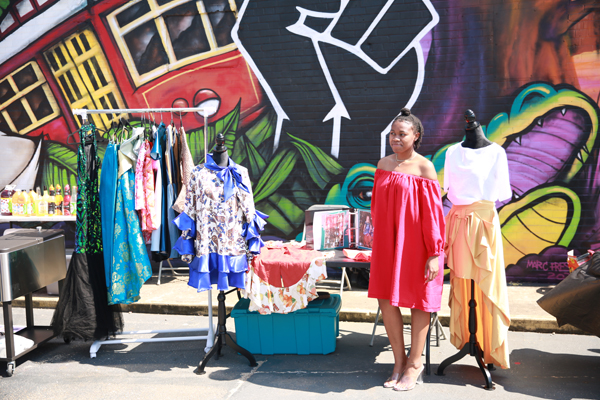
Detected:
[
  {"left": 252, "top": 147, "right": 298, "bottom": 203},
  {"left": 288, "top": 133, "right": 343, "bottom": 190},
  {"left": 215, "top": 108, "right": 344, "bottom": 237},
  {"left": 41, "top": 141, "right": 78, "bottom": 190}
]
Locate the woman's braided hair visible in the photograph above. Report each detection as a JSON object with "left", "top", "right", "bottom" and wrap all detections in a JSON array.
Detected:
[{"left": 393, "top": 107, "right": 424, "bottom": 149}]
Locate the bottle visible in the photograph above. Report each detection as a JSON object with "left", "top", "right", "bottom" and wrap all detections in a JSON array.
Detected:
[
  {"left": 12, "top": 190, "right": 22, "bottom": 217},
  {"left": 29, "top": 189, "right": 38, "bottom": 216},
  {"left": 47, "top": 186, "right": 56, "bottom": 216},
  {"left": 70, "top": 186, "right": 77, "bottom": 217},
  {"left": 55, "top": 184, "right": 63, "bottom": 216},
  {"left": 35, "top": 187, "right": 45, "bottom": 217},
  {"left": 40, "top": 187, "right": 49, "bottom": 217},
  {"left": 63, "top": 185, "right": 71, "bottom": 216},
  {"left": 1, "top": 185, "right": 15, "bottom": 216},
  {"left": 23, "top": 190, "right": 32, "bottom": 216}
]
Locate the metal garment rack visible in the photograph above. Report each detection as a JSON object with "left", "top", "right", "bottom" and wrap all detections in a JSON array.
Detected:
[{"left": 72, "top": 107, "right": 216, "bottom": 358}]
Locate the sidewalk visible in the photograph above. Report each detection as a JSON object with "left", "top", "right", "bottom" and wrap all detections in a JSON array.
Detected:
[{"left": 13, "top": 272, "right": 584, "bottom": 335}]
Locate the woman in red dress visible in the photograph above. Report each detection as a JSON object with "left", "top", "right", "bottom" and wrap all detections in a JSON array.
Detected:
[{"left": 368, "top": 108, "right": 445, "bottom": 391}]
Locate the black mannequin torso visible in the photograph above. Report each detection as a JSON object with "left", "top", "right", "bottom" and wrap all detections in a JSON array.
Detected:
[
  {"left": 212, "top": 133, "right": 229, "bottom": 167},
  {"left": 461, "top": 109, "right": 492, "bottom": 150}
]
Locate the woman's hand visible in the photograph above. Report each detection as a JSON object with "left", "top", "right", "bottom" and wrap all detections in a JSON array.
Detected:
[{"left": 424, "top": 256, "right": 439, "bottom": 282}]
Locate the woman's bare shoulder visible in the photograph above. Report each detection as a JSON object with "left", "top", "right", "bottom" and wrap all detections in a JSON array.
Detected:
[
  {"left": 417, "top": 155, "right": 438, "bottom": 180},
  {"left": 377, "top": 155, "right": 395, "bottom": 170}
]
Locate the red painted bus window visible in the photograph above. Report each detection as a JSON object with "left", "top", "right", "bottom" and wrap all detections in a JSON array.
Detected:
[
  {"left": 13, "top": 64, "right": 38, "bottom": 91},
  {"left": 25, "top": 86, "right": 54, "bottom": 121},
  {"left": 14, "top": 0, "right": 36, "bottom": 21},
  {"left": 0, "top": 80, "right": 16, "bottom": 104},
  {"left": 164, "top": 2, "right": 211, "bottom": 59},
  {"left": 124, "top": 20, "right": 169, "bottom": 75},
  {"left": 107, "top": 0, "right": 240, "bottom": 86},
  {"left": 0, "top": 12, "right": 18, "bottom": 36},
  {"left": 204, "top": 0, "right": 235, "bottom": 47},
  {"left": 116, "top": 1, "right": 151, "bottom": 28}
]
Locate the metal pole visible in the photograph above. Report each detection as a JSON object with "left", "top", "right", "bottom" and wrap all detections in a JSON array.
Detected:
[{"left": 72, "top": 107, "right": 216, "bottom": 116}]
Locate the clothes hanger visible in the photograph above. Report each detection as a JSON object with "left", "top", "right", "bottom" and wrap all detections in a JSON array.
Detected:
[
  {"left": 142, "top": 112, "right": 149, "bottom": 141},
  {"left": 66, "top": 119, "right": 108, "bottom": 144}
]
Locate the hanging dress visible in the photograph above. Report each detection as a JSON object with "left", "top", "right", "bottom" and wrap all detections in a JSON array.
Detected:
[
  {"left": 173, "top": 126, "right": 194, "bottom": 214},
  {"left": 108, "top": 137, "right": 153, "bottom": 305},
  {"left": 150, "top": 124, "right": 163, "bottom": 252},
  {"left": 367, "top": 170, "right": 445, "bottom": 312},
  {"left": 51, "top": 124, "right": 123, "bottom": 341},
  {"left": 99, "top": 141, "right": 118, "bottom": 287},
  {"left": 135, "top": 140, "right": 157, "bottom": 242},
  {"left": 166, "top": 125, "right": 180, "bottom": 259}
]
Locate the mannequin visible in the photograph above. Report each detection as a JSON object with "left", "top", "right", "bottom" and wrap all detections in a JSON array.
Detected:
[
  {"left": 438, "top": 110, "right": 512, "bottom": 390},
  {"left": 211, "top": 133, "right": 229, "bottom": 167},
  {"left": 462, "top": 109, "right": 492, "bottom": 149},
  {"left": 172, "top": 129, "right": 264, "bottom": 374}
]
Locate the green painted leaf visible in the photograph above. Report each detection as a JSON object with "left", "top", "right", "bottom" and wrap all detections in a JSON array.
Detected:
[
  {"left": 243, "top": 139, "right": 267, "bottom": 179},
  {"left": 287, "top": 133, "right": 343, "bottom": 189},
  {"left": 231, "top": 136, "right": 246, "bottom": 164},
  {"left": 41, "top": 142, "right": 78, "bottom": 191},
  {"left": 253, "top": 147, "right": 298, "bottom": 203},
  {"left": 214, "top": 101, "right": 240, "bottom": 150},
  {"left": 187, "top": 127, "right": 207, "bottom": 165},
  {"left": 256, "top": 193, "right": 304, "bottom": 236},
  {"left": 245, "top": 110, "right": 275, "bottom": 148}
]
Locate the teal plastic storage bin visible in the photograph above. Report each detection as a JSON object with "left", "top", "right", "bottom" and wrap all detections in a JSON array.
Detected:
[{"left": 231, "top": 294, "right": 341, "bottom": 355}]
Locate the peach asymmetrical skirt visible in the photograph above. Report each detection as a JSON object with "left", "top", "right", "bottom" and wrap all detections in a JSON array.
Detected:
[{"left": 445, "top": 200, "right": 511, "bottom": 369}]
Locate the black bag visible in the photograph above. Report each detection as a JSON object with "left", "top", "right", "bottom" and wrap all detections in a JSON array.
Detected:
[{"left": 537, "top": 252, "right": 600, "bottom": 337}]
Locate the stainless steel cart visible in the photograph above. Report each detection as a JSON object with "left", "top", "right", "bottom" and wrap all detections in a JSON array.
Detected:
[{"left": 0, "top": 228, "right": 66, "bottom": 377}]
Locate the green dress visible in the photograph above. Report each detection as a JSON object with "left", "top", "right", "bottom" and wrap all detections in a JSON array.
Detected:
[{"left": 51, "top": 124, "right": 123, "bottom": 341}]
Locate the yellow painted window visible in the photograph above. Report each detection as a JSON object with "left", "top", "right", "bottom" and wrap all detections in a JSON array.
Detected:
[
  {"left": 44, "top": 28, "right": 126, "bottom": 129},
  {"left": 107, "top": 0, "right": 238, "bottom": 86},
  {"left": 0, "top": 61, "right": 60, "bottom": 135}
]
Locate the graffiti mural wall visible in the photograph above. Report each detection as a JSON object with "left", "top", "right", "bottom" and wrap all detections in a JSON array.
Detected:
[{"left": 1, "top": 0, "right": 599, "bottom": 282}]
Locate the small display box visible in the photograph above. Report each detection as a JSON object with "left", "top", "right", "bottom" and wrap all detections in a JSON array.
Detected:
[{"left": 231, "top": 294, "right": 341, "bottom": 355}]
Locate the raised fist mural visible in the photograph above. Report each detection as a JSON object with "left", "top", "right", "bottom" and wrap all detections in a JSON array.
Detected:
[{"left": 233, "top": 0, "right": 439, "bottom": 164}]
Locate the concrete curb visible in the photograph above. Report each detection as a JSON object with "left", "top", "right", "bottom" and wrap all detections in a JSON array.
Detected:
[{"left": 13, "top": 296, "right": 588, "bottom": 335}]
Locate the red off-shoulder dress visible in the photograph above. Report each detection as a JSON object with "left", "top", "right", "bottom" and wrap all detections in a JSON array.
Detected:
[{"left": 367, "top": 169, "right": 446, "bottom": 312}]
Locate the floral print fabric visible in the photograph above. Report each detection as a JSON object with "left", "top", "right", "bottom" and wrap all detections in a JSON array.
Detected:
[
  {"left": 242, "top": 255, "right": 328, "bottom": 314},
  {"left": 135, "top": 141, "right": 157, "bottom": 242},
  {"left": 182, "top": 159, "right": 255, "bottom": 258}
]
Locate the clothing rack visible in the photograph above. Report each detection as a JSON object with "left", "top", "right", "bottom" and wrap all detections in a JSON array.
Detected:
[
  {"left": 73, "top": 107, "right": 216, "bottom": 158},
  {"left": 71, "top": 107, "right": 216, "bottom": 358}
]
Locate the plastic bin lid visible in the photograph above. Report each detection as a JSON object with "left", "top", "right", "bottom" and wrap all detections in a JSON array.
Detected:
[{"left": 232, "top": 294, "right": 342, "bottom": 317}]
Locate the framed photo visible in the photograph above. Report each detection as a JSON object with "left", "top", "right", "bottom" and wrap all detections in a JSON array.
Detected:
[
  {"left": 312, "top": 210, "right": 350, "bottom": 250},
  {"left": 356, "top": 210, "right": 373, "bottom": 249}
]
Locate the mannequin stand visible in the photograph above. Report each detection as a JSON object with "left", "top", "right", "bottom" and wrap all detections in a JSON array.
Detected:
[
  {"left": 437, "top": 279, "right": 495, "bottom": 390},
  {"left": 195, "top": 288, "right": 257, "bottom": 375}
]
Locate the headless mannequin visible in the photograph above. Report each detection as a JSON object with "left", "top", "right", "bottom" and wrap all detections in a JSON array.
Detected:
[
  {"left": 195, "top": 131, "right": 257, "bottom": 374},
  {"left": 438, "top": 109, "right": 497, "bottom": 389},
  {"left": 461, "top": 109, "right": 492, "bottom": 150},
  {"left": 212, "top": 133, "right": 229, "bottom": 167}
]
